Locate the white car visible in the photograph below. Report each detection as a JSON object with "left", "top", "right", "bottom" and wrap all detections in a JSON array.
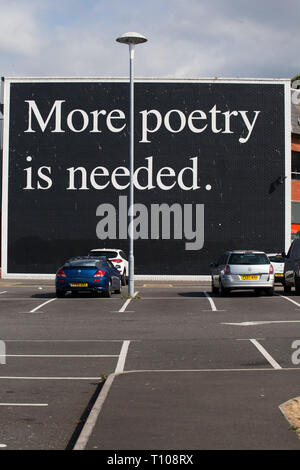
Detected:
[
  {"left": 267, "top": 253, "right": 285, "bottom": 285},
  {"left": 89, "top": 248, "right": 128, "bottom": 285}
]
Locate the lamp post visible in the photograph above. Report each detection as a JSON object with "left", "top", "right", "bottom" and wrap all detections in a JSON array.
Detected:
[{"left": 116, "top": 32, "right": 148, "bottom": 297}]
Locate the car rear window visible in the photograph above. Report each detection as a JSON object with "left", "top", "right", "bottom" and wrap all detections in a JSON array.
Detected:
[
  {"left": 67, "top": 260, "right": 98, "bottom": 268},
  {"left": 268, "top": 255, "right": 284, "bottom": 263},
  {"left": 228, "top": 253, "right": 269, "bottom": 265},
  {"left": 89, "top": 251, "right": 118, "bottom": 258}
]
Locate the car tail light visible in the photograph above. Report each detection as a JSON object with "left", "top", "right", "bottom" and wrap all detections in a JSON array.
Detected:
[
  {"left": 224, "top": 265, "right": 231, "bottom": 274},
  {"left": 56, "top": 269, "right": 66, "bottom": 277},
  {"left": 111, "top": 259, "right": 122, "bottom": 263},
  {"left": 269, "top": 264, "right": 274, "bottom": 274},
  {"left": 94, "top": 269, "right": 105, "bottom": 277}
]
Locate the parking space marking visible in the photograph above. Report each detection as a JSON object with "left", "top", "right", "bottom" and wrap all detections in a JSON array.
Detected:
[
  {"left": 203, "top": 292, "right": 226, "bottom": 311},
  {"left": 118, "top": 292, "right": 139, "bottom": 312},
  {"left": 115, "top": 340, "right": 130, "bottom": 374},
  {"left": 0, "top": 403, "right": 48, "bottom": 407},
  {"left": 222, "top": 320, "right": 300, "bottom": 326},
  {"left": 30, "top": 298, "right": 56, "bottom": 313},
  {"left": 3, "top": 354, "right": 119, "bottom": 358},
  {"left": 249, "top": 339, "right": 282, "bottom": 370},
  {"left": 276, "top": 293, "right": 300, "bottom": 309},
  {"left": 0, "top": 291, "right": 7, "bottom": 295},
  {"left": 204, "top": 292, "right": 217, "bottom": 311},
  {"left": 0, "top": 376, "right": 101, "bottom": 380}
]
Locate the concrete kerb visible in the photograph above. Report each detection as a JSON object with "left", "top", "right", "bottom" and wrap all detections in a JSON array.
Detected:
[{"left": 72, "top": 372, "right": 116, "bottom": 450}]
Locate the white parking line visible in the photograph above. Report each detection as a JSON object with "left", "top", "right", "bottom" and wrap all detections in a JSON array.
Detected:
[
  {"left": 222, "top": 320, "right": 300, "bottom": 326},
  {"left": 118, "top": 292, "right": 139, "bottom": 312},
  {"left": 115, "top": 340, "right": 130, "bottom": 374},
  {"left": 203, "top": 292, "right": 217, "bottom": 311},
  {"left": 0, "top": 403, "right": 48, "bottom": 406},
  {"left": 0, "top": 291, "right": 7, "bottom": 295},
  {"left": 276, "top": 293, "right": 300, "bottom": 308},
  {"left": 2, "top": 354, "right": 119, "bottom": 358},
  {"left": 0, "top": 376, "right": 101, "bottom": 380},
  {"left": 249, "top": 339, "right": 282, "bottom": 369},
  {"left": 30, "top": 298, "right": 56, "bottom": 313}
]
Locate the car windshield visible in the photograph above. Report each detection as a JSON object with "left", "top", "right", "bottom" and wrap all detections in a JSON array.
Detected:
[
  {"left": 268, "top": 255, "right": 284, "bottom": 263},
  {"left": 89, "top": 251, "right": 118, "bottom": 258},
  {"left": 228, "top": 253, "right": 269, "bottom": 265}
]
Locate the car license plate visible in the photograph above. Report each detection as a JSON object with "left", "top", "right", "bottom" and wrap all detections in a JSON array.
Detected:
[
  {"left": 70, "top": 283, "right": 88, "bottom": 287},
  {"left": 275, "top": 273, "right": 284, "bottom": 277},
  {"left": 241, "top": 275, "right": 259, "bottom": 280}
]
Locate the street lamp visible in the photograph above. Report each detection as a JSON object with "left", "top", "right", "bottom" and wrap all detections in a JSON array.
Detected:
[{"left": 116, "top": 32, "right": 148, "bottom": 297}]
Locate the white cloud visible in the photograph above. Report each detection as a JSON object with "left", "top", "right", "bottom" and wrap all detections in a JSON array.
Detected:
[
  {"left": 0, "top": 0, "right": 299, "bottom": 79},
  {"left": 0, "top": 0, "right": 44, "bottom": 57}
]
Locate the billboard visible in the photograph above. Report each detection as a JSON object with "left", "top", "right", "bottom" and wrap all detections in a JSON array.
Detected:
[{"left": 1, "top": 78, "right": 291, "bottom": 278}]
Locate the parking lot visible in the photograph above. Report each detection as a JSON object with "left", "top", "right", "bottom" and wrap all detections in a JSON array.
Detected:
[{"left": 0, "top": 279, "right": 300, "bottom": 450}]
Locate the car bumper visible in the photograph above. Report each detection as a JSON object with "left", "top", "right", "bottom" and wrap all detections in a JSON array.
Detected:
[
  {"left": 56, "top": 277, "right": 109, "bottom": 292},
  {"left": 274, "top": 274, "right": 284, "bottom": 284},
  {"left": 221, "top": 274, "right": 274, "bottom": 289}
]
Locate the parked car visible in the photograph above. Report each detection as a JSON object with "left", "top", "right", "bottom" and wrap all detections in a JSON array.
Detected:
[
  {"left": 283, "top": 239, "right": 300, "bottom": 294},
  {"left": 55, "top": 256, "right": 121, "bottom": 298},
  {"left": 210, "top": 250, "right": 274, "bottom": 296},
  {"left": 267, "top": 253, "right": 285, "bottom": 285},
  {"left": 88, "top": 248, "right": 128, "bottom": 286}
]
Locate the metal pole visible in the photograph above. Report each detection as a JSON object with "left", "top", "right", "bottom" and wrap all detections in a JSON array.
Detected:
[{"left": 128, "top": 44, "right": 135, "bottom": 297}]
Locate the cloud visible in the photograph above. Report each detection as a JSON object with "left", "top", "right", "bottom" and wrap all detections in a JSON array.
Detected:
[
  {"left": 0, "top": 0, "right": 299, "bottom": 79},
  {"left": 0, "top": 0, "right": 44, "bottom": 57}
]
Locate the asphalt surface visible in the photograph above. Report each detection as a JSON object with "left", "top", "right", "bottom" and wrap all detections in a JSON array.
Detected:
[{"left": 0, "top": 279, "right": 300, "bottom": 450}]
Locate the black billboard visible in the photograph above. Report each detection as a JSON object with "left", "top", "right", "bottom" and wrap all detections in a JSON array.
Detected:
[{"left": 1, "top": 78, "right": 291, "bottom": 277}]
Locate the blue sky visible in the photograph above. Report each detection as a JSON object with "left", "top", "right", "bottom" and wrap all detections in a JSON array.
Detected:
[{"left": 0, "top": 0, "right": 299, "bottom": 79}]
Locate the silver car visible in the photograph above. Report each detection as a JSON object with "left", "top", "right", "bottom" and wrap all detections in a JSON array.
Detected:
[{"left": 210, "top": 250, "right": 275, "bottom": 296}]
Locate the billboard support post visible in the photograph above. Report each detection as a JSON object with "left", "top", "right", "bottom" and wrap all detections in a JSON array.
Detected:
[{"left": 116, "top": 32, "right": 148, "bottom": 297}]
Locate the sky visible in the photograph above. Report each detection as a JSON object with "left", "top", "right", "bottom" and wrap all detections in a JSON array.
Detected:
[{"left": 0, "top": 0, "right": 299, "bottom": 79}]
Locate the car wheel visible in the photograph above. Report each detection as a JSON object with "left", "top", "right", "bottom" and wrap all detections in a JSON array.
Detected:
[
  {"left": 211, "top": 278, "right": 218, "bottom": 294},
  {"left": 265, "top": 287, "right": 274, "bottom": 296},
  {"left": 121, "top": 271, "right": 126, "bottom": 286},
  {"left": 115, "top": 279, "right": 122, "bottom": 294},
  {"left": 295, "top": 279, "right": 300, "bottom": 295},
  {"left": 56, "top": 289, "right": 65, "bottom": 298},
  {"left": 219, "top": 281, "right": 229, "bottom": 296},
  {"left": 104, "top": 281, "right": 112, "bottom": 298},
  {"left": 283, "top": 282, "right": 292, "bottom": 294}
]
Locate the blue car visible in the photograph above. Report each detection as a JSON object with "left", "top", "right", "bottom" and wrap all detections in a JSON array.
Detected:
[{"left": 55, "top": 256, "right": 121, "bottom": 298}]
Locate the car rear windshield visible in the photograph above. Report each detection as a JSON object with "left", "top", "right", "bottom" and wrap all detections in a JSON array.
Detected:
[
  {"left": 89, "top": 251, "right": 118, "bottom": 258},
  {"left": 66, "top": 260, "right": 98, "bottom": 268},
  {"left": 228, "top": 253, "right": 269, "bottom": 265},
  {"left": 268, "top": 255, "right": 284, "bottom": 263}
]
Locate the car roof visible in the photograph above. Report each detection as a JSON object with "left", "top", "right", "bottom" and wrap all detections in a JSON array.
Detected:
[
  {"left": 66, "top": 255, "right": 108, "bottom": 262},
  {"left": 90, "top": 248, "right": 121, "bottom": 252},
  {"left": 227, "top": 250, "right": 266, "bottom": 254},
  {"left": 267, "top": 253, "right": 283, "bottom": 256}
]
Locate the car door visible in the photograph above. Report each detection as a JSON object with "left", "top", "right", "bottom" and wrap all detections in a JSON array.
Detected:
[
  {"left": 213, "top": 254, "right": 227, "bottom": 287},
  {"left": 107, "top": 259, "right": 121, "bottom": 289}
]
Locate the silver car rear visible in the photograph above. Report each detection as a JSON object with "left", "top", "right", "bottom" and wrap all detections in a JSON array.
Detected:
[{"left": 211, "top": 250, "right": 274, "bottom": 296}]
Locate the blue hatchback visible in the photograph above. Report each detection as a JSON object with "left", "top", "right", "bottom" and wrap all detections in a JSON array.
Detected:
[{"left": 55, "top": 256, "right": 121, "bottom": 298}]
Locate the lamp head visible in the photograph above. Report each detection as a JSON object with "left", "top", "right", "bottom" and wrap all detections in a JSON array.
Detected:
[{"left": 116, "top": 32, "right": 147, "bottom": 46}]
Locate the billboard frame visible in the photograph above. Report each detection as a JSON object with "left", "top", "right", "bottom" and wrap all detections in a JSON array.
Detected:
[{"left": 1, "top": 76, "right": 291, "bottom": 280}]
